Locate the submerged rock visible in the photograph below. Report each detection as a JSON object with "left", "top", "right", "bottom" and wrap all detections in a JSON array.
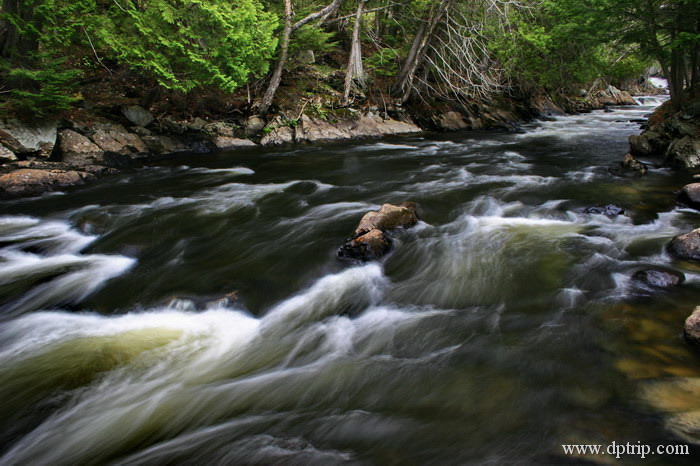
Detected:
[
  {"left": 669, "top": 229, "right": 700, "bottom": 262},
  {"left": 685, "top": 306, "right": 700, "bottom": 347},
  {"left": 583, "top": 204, "right": 625, "bottom": 216},
  {"left": 609, "top": 153, "right": 648, "bottom": 177},
  {"left": 678, "top": 183, "right": 700, "bottom": 210},
  {"left": 632, "top": 268, "right": 685, "bottom": 288},
  {"left": 338, "top": 202, "right": 419, "bottom": 262}
]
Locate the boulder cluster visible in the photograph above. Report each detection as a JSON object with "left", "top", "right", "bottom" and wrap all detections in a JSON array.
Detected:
[{"left": 337, "top": 202, "right": 419, "bottom": 262}]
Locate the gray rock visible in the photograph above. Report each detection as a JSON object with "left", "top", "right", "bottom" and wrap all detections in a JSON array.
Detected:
[
  {"left": 245, "top": 116, "right": 266, "bottom": 136},
  {"left": 260, "top": 125, "right": 295, "bottom": 146},
  {"left": 669, "top": 228, "right": 700, "bottom": 261},
  {"left": 0, "top": 145, "right": 17, "bottom": 163},
  {"left": 91, "top": 124, "right": 148, "bottom": 156},
  {"left": 685, "top": 306, "right": 700, "bottom": 347},
  {"left": 121, "top": 105, "right": 154, "bottom": 127},
  {"left": 203, "top": 121, "right": 236, "bottom": 138},
  {"left": 141, "top": 135, "right": 191, "bottom": 154},
  {"left": 59, "top": 129, "right": 104, "bottom": 166},
  {"left": 0, "top": 119, "right": 57, "bottom": 157},
  {"left": 632, "top": 268, "right": 685, "bottom": 288},
  {"left": 629, "top": 134, "right": 653, "bottom": 156},
  {"left": 187, "top": 117, "right": 208, "bottom": 132},
  {"left": 298, "top": 49, "right": 315, "bottom": 64},
  {"left": 666, "top": 136, "right": 700, "bottom": 169},
  {"left": 131, "top": 126, "right": 152, "bottom": 136},
  {"left": 296, "top": 115, "right": 350, "bottom": 142},
  {"left": 210, "top": 136, "right": 257, "bottom": 151},
  {"left": 679, "top": 183, "right": 700, "bottom": 209}
]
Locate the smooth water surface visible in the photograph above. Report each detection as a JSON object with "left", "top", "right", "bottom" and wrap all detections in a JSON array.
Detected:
[{"left": 2, "top": 97, "right": 700, "bottom": 464}]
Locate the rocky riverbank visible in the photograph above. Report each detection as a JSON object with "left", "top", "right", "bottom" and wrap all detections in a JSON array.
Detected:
[{"left": 0, "top": 84, "right": 640, "bottom": 199}]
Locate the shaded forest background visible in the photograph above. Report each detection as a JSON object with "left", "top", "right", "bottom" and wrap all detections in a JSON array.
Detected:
[{"left": 0, "top": 0, "right": 699, "bottom": 120}]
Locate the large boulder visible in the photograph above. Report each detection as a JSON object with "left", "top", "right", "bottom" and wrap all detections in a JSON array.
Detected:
[
  {"left": 666, "top": 136, "right": 700, "bottom": 169},
  {"left": 632, "top": 268, "right": 685, "bottom": 288},
  {"left": 296, "top": 115, "right": 350, "bottom": 142},
  {"left": 438, "top": 111, "right": 470, "bottom": 131},
  {"left": 210, "top": 136, "right": 257, "bottom": 151},
  {"left": 91, "top": 124, "right": 148, "bottom": 156},
  {"left": 355, "top": 202, "right": 419, "bottom": 234},
  {"left": 58, "top": 129, "right": 104, "bottom": 166},
  {"left": 338, "top": 202, "right": 419, "bottom": 262},
  {"left": 351, "top": 113, "right": 421, "bottom": 137},
  {"left": 679, "top": 183, "right": 700, "bottom": 210},
  {"left": 121, "top": 105, "right": 154, "bottom": 127},
  {"left": 0, "top": 119, "right": 57, "bottom": 157},
  {"left": 669, "top": 228, "right": 700, "bottom": 261},
  {"left": 0, "top": 145, "right": 17, "bottom": 164},
  {"left": 685, "top": 306, "right": 700, "bottom": 347},
  {"left": 0, "top": 168, "right": 95, "bottom": 199}
]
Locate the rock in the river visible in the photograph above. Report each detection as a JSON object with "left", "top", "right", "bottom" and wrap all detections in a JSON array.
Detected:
[
  {"left": 337, "top": 229, "right": 392, "bottom": 262},
  {"left": 584, "top": 204, "right": 625, "bottom": 216},
  {"left": 609, "top": 153, "right": 648, "bottom": 177},
  {"left": 355, "top": 202, "right": 419, "bottom": 234},
  {"left": 666, "top": 136, "right": 700, "bottom": 169},
  {"left": 58, "top": 129, "right": 104, "bottom": 166},
  {"left": 632, "top": 268, "right": 685, "bottom": 288},
  {"left": 0, "top": 145, "right": 17, "bottom": 163},
  {"left": 338, "top": 202, "right": 419, "bottom": 261},
  {"left": 668, "top": 229, "right": 700, "bottom": 262},
  {"left": 0, "top": 119, "right": 57, "bottom": 157},
  {"left": 685, "top": 306, "right": 700, "bottom": 348},
  {"left": 210, "top": 136, "right": 257, "bottom": 151},
  {"left": 122, "top": 105, "right": 154, "bottom": 127},
  {"left": 0, "top": 168, "right": 95, "bottom": 199},
  {"left": 678, "top": 183, "right": 700, "bottom": 210}
]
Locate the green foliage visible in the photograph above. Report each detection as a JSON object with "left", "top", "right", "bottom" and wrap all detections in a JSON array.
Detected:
[
  {"left": 289, "top": 24, "right": 338, "bottom": 56},
  {"left": 1, "top": 55, "right": 82, "bottom": 116},
  {"left": 92, "top": 0, "right": 278, "bottom": 92},
  {"left": 365, "top": 48, "right": 400, "bottom": 77}
]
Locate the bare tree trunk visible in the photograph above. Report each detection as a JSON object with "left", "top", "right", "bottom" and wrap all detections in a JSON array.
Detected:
[
  {"left": 258, "top": 0, "right": 293, "bottom": 115},
  {"left": 257, "top": 0, "right": 345, "bottom": 115},
  {"left": 344, "top": 0, "right": 368, "bottom": 104},
  {"left": 394, "top": 0, "right": 452, "bottom": 103},
  {"left": 1, "top": 0, "right": 39, "bottom": 61}
]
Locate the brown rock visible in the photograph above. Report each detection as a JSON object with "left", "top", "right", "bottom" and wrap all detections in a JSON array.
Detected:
[
  {"left": 58, "top": 129, "right": 104, "bottom": 166},
  {"left": 610, "top": 153, "right": 647, "bottom": 177},
  {"left": 338, "top": 229, "right": 391, "bottom": 262},
  {"left": 669, "top": 228, "right": 700, "bottom": 262},
  {"left": 355, "top": 203, "right": 419, "bottom": 235},
  {"left": 0, "top": 168, "right": 95, "bottom": 199}
]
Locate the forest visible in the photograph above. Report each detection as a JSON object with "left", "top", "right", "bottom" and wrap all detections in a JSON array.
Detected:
[{"left": 1, "top": 0, "right": 699, "bottom": 119}]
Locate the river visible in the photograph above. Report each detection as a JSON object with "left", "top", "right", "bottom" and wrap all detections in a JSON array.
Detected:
[{"left": 2, "top": 97, "right": 700, "bottom": 464}]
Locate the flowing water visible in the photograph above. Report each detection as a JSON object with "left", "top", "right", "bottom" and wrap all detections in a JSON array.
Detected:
[{"left": 2, "top": 97, "right": 700, "bottom": 465}]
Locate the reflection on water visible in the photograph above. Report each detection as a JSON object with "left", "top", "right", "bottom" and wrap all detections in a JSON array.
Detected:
[{"left": 1, "top": 97, "right": 700, "bottom": 464}]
